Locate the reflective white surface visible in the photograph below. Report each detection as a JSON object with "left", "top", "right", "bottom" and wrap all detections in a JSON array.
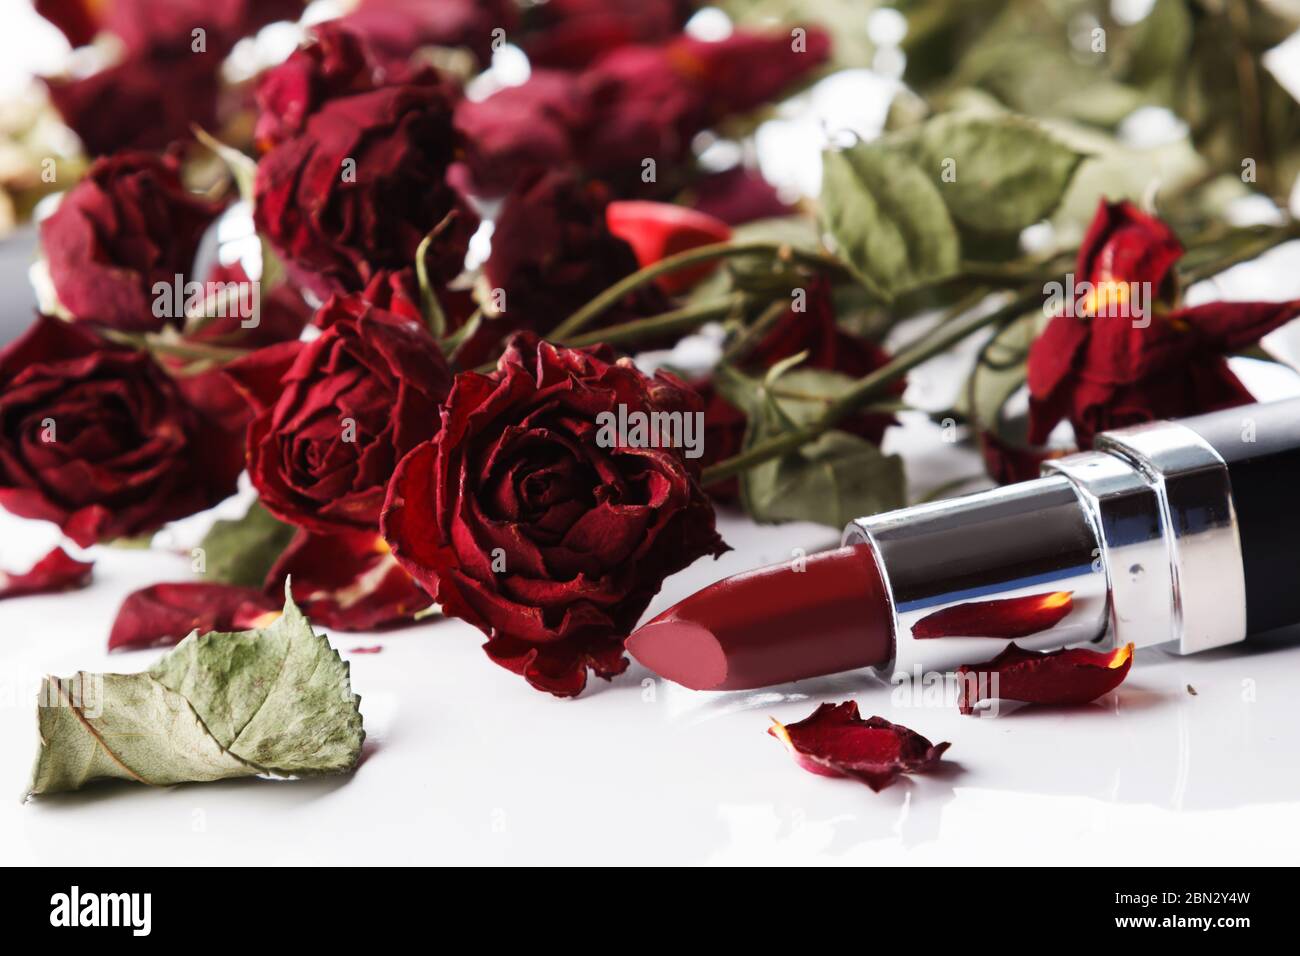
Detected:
[{"left": 4, "top": 328, "right": 1300, "bottom": 865}]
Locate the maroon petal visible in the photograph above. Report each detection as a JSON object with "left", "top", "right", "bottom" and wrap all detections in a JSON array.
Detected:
[
  {"left": 0, "top": 546, "right": 93, "bottom": 600},
  {"left": 264, "top": 528, "right": 432, "bottom": 631},
  {"left": 108, "top": 582, "right": 280, "bottom": 651},
  {"left": 768, "top": 702, "right": 950, "bottom": 791},
  {"left": 912, "top": 591, "right": 1074, "bottom": 639},
  {"left": 955, "top": 641, "right": 1135, "bottom": 715}
]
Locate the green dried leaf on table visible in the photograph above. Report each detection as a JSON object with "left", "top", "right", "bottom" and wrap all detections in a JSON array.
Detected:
[
  {"left": 820, "top": 142, "right": 961, "bottom": 300},
  {"left": 27, "top": 587, "right": 364, "bottom": 797},
  {"left": 199, "top": 499, "right": 297, "bottom": 588},
  {"left": 897, "top": 114, "right": 1087, "bottom": 233}
]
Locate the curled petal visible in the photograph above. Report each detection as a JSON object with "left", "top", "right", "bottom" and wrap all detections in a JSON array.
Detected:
[
  {"left": 955, "top": 642, "right": 1134, "bottom": 715},
  {"left": 0, "top": 547, "right": 93, "bottom": 601},
  {"left": 912, "top": 591, "right": 1074, "bottom": 640},
  {"left": 108, "top": 583, "right": 279, "bottom": 652},
  {"left": 264, "top": 529, "right": 432, "bottom": 631},
  {"left": 768, "top": 702, "right": 950, "bottom": 792}
]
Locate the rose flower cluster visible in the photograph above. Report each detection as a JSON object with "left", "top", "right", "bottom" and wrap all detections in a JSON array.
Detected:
[{"left": 3, "top": 1, "right": 837, "bottom": 696}]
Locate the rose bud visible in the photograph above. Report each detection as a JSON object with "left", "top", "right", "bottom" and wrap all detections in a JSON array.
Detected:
[
  {"left": 0, "top": 316, "right": 243, "bottom": 547},
  {"left": 476, "top": 171, "right": 667, "bottom": 357},
  {"left": 254, "top": 77, "right": 478, "bottom": 298},
  {"left": 40, "top": 152, "right": 225, "bottom": 331},
  {"left": 605, "top": 200, "right": 731, "bottom": 294},
  {"left": 46, "top": 51, "right": 222, "bottom": 156},
  {"left": 382, "top": 333, "right": 729, "bottom": 697},
  {"left": 224, "top": 295, "right": 452, "bottom": 535}
]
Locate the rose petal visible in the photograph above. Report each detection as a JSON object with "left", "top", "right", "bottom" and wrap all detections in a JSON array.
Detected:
[
  {"left": 108, "top": 583, "right": 280, "bottom": 651},
  {"left": 264, "top": 528, "right": 432, "bottom": 630},
  {"left": 912, "top": 591, "right": 1074, "bottom": 640},
  {"left": 768, "top": 702, "right": 950, "bottom": 792},
  {"left": 955, "top": 641, "right": 1135, "bottom": 715},
  {"left": 0, "top": 547, "right": 93, "bottom": 600}
]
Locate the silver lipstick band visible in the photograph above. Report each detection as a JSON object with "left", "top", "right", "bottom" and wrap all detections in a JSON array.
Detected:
[{"left": 843, "top": 420, "right": 1248, "bottom": 674}]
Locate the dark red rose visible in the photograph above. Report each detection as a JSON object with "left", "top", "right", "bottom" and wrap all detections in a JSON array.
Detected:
[
  {"left": 381, "top": 333, "right": 729, "bottom": 697},
  {"left": 254, "top": 78, "right": 477, "bottom": 298},
  {"left": 41, "top": 151, "right": 224, "bottom": 330},
  {"left": 606, "top": 200, "right": 731, "bottom": 294},
  {"left": 454, "top": 70, "right": 590, "bottom": 197},
  {"left": 99, "top": 0, "right": 303, "bottom": 56},
  {"left": 46, "top": 51, "right": 221, "bottom": 156},
  {"left": 336, "top": 0, "right": 518, "bottom": 66},
  {"left": 0, "top": 546, "right": 93, "bottom": 601},
  {"left": 1028, "top": 200, "right": 1300, "bottom": 447},
  {"left": 264, "top": 528, "right": 431, "bottom": 630},
  {"left": 699, "top": 279, "right": 902, "bottom": 500},
  {"left": 481, "top": 171, "right": 666, "bottom": 341},
  {"left": 0, "top": 316, "right": 243, "bottom": 547},
  {"left": 254, "top": 23, "right": 389, "bottom": 152},
  {"left": 666, "top": 29, "right": 831, "bottom": 115},
  {"left": 108, "top": 582, "right": 279, "bottom": 651},
  {"left": 689, "top": 166, "right": 794, "bottom": 226},
  {"left": 522, "top": 0, "right": 692, "bottom": 69},
  {"left": 225, "top": 295, "right": 452, "bottom": 535}
]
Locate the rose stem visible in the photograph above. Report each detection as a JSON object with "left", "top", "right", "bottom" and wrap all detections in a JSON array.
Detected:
[
  {"left": 549, "top": 240, "right": 850, "bottom": 341},
  {"left": 700, "top": 221, "right": 1300, "bottom": 485},
  {"left": 563, "top": 294, "right": 747, "bottom": 349},
  {"left": 719, "top": 298, "right": 794, "bottom": 365}
]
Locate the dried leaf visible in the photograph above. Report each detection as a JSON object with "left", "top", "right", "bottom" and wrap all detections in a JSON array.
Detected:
[
  {"left": 29, "top": 587, "right": 364, "bottom": 796},
  {"left": 199, "top": 500, "right": 297, "bottom": 588}
]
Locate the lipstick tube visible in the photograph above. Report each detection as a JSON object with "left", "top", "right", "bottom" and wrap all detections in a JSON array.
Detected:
[{"left": 844, "top": 397, "right": 1300, "bottom": 674}]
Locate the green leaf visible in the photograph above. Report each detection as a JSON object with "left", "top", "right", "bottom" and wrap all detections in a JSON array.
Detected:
[
  {"left": 820, "top": 142, "right": 961, "bottom": 300},
  {"left": 27, "top": 588, "right": 364, "bottom": 797},
  {"left": 955, "top": 310, "right": 1039, "bottom": 433},
  {"left": 743, "top": 428, "right": 906, "bottom": 529},
  {"left": 199, "top": 500, "right": 297, "bottom": 588},
  {"left": 899, "top": 114, "right": 1086, "bottom": 233}
]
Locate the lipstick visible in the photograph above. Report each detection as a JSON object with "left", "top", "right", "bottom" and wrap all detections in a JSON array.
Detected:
[{"left": 628, "top": 397, "right": 1300, "bottom": 689}]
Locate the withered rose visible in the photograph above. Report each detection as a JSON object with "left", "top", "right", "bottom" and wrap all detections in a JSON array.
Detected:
[
  {"left": 337, "top": 0, "right": 517, "bottom": 67},
  {"left": 225, "top": 295, "right": 452, "bottom": 535},
  {"left": 36, "top": 0, "right": 303, "bottom": 55},
  {"left": 0, "top": 317, "right": 242, "bottom": 547},
  {"left": 254, "top": 23, "right": 389, "bottom": 152},
  {"left": 382, "top": 334, "right": 729, "bottom": 697},
  {"left": 254, "top": 77, "right": 477, "bottom": 298},
  {"left": 1028, "top": 200, "right": 1300, "bottom": 448},
  {"left": 41, "top": 152, "right": 225, "bottom": 331},
  {"left": 522, "top": 0, "right": 693, "bottom": 69}
]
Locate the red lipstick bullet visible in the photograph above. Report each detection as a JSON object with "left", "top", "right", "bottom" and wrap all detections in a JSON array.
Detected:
[{"left": 629, "top": 398, "right": 1300, "bottom": 690}]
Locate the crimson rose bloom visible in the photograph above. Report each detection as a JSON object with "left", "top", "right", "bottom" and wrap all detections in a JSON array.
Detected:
[
  {"left": 1028, "top": 200, "right": 1300, "bottom": 448},
  {"left": 522, "top": 0, "right": 693, "bottom": 69},
  {"left": 254, "top": 77, "right": 477, "bottom": 298},
  {"left": 36, "top": 0, "right": 302, "bottom": 55},
  {"left": 0, "top": 316, "right": 242, "bottom": 547},
  {"left": 382, "top": 334, "right": 728, "bottom": 697},
  {"left": 41, "top": 152, "right": 224, "bottom": 331},
  {"left": 337, "top": 0, "right": 517, "bottom": 67},
  {"left": 225, "top": 296, "right": 452, "bottom": 535}
]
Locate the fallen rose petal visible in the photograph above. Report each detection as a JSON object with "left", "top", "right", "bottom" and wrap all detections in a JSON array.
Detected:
[
  {"left": 912, "top": 591, "right": 1074, "bottom": 639},
  {"left": 350, "top": 645, "right": 384, "bottom": 654},
  {"left": 108, "top": 583, "right": 280, "bottom": 651},
  {"left": 264, "top": 528, "right": 432, "bottom": 631},
  {"left": 955, "top": 641, "right": 1135, "bottom": 715},
  {"left": 0, "top": 547, "right": 93, "bottom": 600},
  {"left": 768, "top": 702, "right": 950, "bottom": 791}
]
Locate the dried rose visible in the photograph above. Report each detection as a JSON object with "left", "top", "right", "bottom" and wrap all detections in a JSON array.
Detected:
[
  {"left": 382, "top": 333, "right": 728, "bottom": 697},
  {"left": 41, "top": 152, "right": 224, "bottom": 330},
  {"left": 225, "top": 295, "right": 452, "bottom": 535},
  {"left": 769, "top": 702, "right": 950, "bottom": 791},
  {"left": 254, "top": 77, "right": 477, "bottom": 298},
  {"left": 0, "top": 317, "right": 243, "bottom": 547},
  {"left": 955, "top": 642, "right": 1135, "bottom": 715}
]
